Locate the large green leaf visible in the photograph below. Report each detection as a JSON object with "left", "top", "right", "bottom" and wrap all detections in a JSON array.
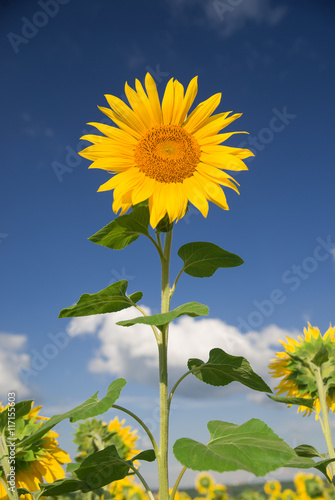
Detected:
[
  {"left": 117, "top": 302, "right": 209, "bottom": 331},
  {"left": 173, "top": 419, "right": 296, "bottom": 476},
  {"left": 178, "top": 242, "right": 243, "bottom": 278},
  {"left": 75, "top": 445, "right": 130, "bottom": 487},
  {"left": 88, "top": 206, "right": 150, "bottom": 250},
  {"left": 59, "top": 280, "right": 142, "bottom": 318},
  {"left": 18, "top": 379, "right": 126, "bottom": 450},
  {"left": 268, "top": 395, "right": 315, "bottom": 409},
  {"left": 188, "top": 348, "right": 271, "bottom": 393}
]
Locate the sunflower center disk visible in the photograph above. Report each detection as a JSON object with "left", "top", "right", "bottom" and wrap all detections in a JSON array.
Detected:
[{"left": 135, "top": 125, "right": 201, "bottom": 183}]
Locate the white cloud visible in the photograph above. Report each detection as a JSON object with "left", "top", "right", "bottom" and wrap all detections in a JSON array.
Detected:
[
  {"left": 0, "top": 333, "right": 31, "bottom": 400},
  {"left": 66, "top": 308, "right": 299, "bottom": 397}
]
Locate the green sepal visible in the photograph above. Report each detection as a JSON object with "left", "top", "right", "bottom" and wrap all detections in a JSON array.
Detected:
[
  {"left": 59, "top": 280, "right": 142, "bottom": 318},
  {"left": 17, "top": 379, "right": 126, "bottom": 450},
  {"left": 89, "top": 206, "right": 150, "bottom": 250},
  {"left": 0, "top": 400, "right": 33, "bottom": 431},
  {"left": 117, "top": 302, "right": 209, "bottom": 332},
  {"left": 188, "top": 348, "right": 271, "bottom": 393},
  {"left": 311, "top": 345, "right": 329, "bottom": 367},
  {"left": 294, "top": 444, "right": 324, "bottom": 458},
  {"left": 267, "top": 395, "right": 315, "bottom": 409},
  {"left": 173, "top": 418, "right": 296, "bottom": 476},
  {"left": 178, "top": 241, "right": 243, "bottom": 278},
  {"left": 155, "top": 213, "right": 173, "bottom": 233}
]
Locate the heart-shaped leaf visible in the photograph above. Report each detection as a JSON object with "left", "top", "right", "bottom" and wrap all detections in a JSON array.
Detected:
[
  {"left": 178, "top": 242, "right": 243, "bottom": 278},
  {"left": 173, "top": 419, "right": 296, "bottom": 476},
  {"left": 188, "top": 348, "right": 271, "bottom": 393},
  {"left": 59, "top": 280, "right": 142, "bottom": 318}
]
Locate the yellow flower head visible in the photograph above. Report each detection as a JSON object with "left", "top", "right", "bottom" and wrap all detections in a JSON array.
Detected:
[
  {"left": 269, "top": 323, "right": 335, "bottom": 417},
  {"left": 264, "top": 480, "right": 281, "bottom": 496},
  {"left": 79, "top": 73, "right": 253, "bottom": 228},
  {"left": 195, "top": 472, "right": 215, "bottom": 494},
  {"left": 0, "top": 403, "right": 70, "bottom": 499},
  {"left": 294, "top": 473, "right": 325, "bottom": 500},
  {"left": 210, "top": 484, "right": 228, "bottom": 500}
]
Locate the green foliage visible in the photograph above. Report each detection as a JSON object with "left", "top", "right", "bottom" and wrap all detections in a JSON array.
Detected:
[
  {"left": 173, "top": 419, "right": 296, "bottom": 476},
  {"left": 17, "top": 380, "right": 126, "bottom": 450},
  {"left": 88, "top": 206, "right": 150, "bottom": 250},
  {"left": 58, "top": 280, "right": 142, "bottom": 318},
  {"left": 188, "top": 348, "right": 271, "bottom": 392},
  {"left": 0, "top": 400, "right": 33, "bottom": 431},
  {"left": 294, "top": 444, "right": 324, "bottom": 458},
  {"left": 311, "top": 345, "right": 329, "bottom": 367},
  {"left": 117, "top": 301, "right": 209, "bottom": 332},
  {"left": 178, "top": 242, "right": 243, "bottom": 278}
]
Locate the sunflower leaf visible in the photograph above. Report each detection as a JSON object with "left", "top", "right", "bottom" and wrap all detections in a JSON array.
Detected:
[
  {"left": 117, "top": 301, "right": 209, "bottom": 332},
  {"left": 173, "top": 419, "right": 296, "bottom": 476},
  {"left": 188, "top": 348, "right": 271, "bottom": 392},
  {"left": 178, "top": 242, "right": 243, "bottom": 278},
  {"left": 131, "top": 449, "right": 156, "bottom": 462},
  {"left": 58, "top": 280, "right": 142, "bottom": 318},
  {"left": 267, "top": 395, "right": 315, "bottom": 409},
  {"left": 17, "top": 379, "right": 126, "bottom": 450},
  {"left": 313, "top": 459, "right": 335, "bottom": 483},
  {"left": 0, "top": 400, "right": 33, "bottom": 431},
  {"left": 88, "top": 206, "right": 150, "bottom": 250},
  {"left": 75, "top": 445, "right": 130, "bottom": 487},
  {"left": 294, "top": 444, "right": 324, "bottom": 458},
  {"left": 38, "top": 478, "right": 92, "bottom": 496}
]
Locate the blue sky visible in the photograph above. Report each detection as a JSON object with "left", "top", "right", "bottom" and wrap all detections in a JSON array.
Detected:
[{"left": 1, "top": 0, "right": 335, "bottom": 489}]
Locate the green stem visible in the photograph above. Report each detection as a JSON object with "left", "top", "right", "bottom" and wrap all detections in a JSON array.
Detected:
[
  {"left": 128, "top": 463, "right": 156, "bottom": 500},
  {"left": 168, "top": 367, "right": 202, "bottom": 411},
  {"left": 170, "top": 466, "right": 187, "bottom": 500},
  {"left": 157, "top": 228, "right": 173, "bottom": 500},
  {"left": 0, "top": 433, "right": 18, "bottom": 500},
  {"left": 112, "top": 404, "right": 159, "bottom": 457},
  {"left": 313, "top": 365, "right": 335, "bottom": 479}
]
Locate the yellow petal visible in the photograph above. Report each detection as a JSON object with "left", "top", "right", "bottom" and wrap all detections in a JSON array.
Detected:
[
  {"left": 87, "top": 122, "right": 138, "bottom": 145},
  {"left": 98, "top": 106, "right": 141, "bottom": 139},
  {"left": 194, "top": 112, "right": 242, "bottom": 140},
  {"left": 182, "top": 176, "right": 209, "bottom": 217},
  {"left": 176, "top": 76, "right": 198, "bottom": 125},
  {"left": 131, "top": 176, "right": 156, "bottom": 205},
  {"left": 104, "top": 94, "right": 146, "bottom": 134},
  {"left": 145, "top": 73, "right": 162, "bottom": 125},
  {"left": 198, "top": 131, "right": 248, "bottom": 146},
  {"left": 162, "top": 78, "right": 175, "bottom": 125},
  {"left": 194, "top": 171, "right": 229, "bottom": 210},
  {"left": 200, "top": 152, "right": 249, "bottom": 171},
  {"left": 183, "top": 93, "right": 221, "bottom": 134},
  {"left": 124, "top": 81, "right": 152, "bottom": 129},
  {"left": 171, "top": 80, "right": 184, "bottom": 124}
]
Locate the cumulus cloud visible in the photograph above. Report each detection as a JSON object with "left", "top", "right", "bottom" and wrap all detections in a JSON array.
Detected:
[
  {"left": 66, "top": 308, "right": 299, "bottom": 397},
  {"left": 0, "top": 333, "right": 31, "bottom": 399}
]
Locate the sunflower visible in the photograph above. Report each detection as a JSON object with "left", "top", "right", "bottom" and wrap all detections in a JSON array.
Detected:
[
  {"left": 294, "top": 473, "right": 326, "bottom": 500},
  {"left": 73, "top": 416, "right": 140, "bottom": 462},
  {"left": 195, "top": 472, "right": 215, "bottom": 495},
  {"left": 79, "top": 73, "right": 253, "bottom": 228},
  {"left": 269, "top": 323, "right": 335, "bottom": 417},
  {"left": 264, "top": 480, "right": 282, "bottom": 496},
  {"left": 0, "top": 403, "right": 70, "bottom": 499}
]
